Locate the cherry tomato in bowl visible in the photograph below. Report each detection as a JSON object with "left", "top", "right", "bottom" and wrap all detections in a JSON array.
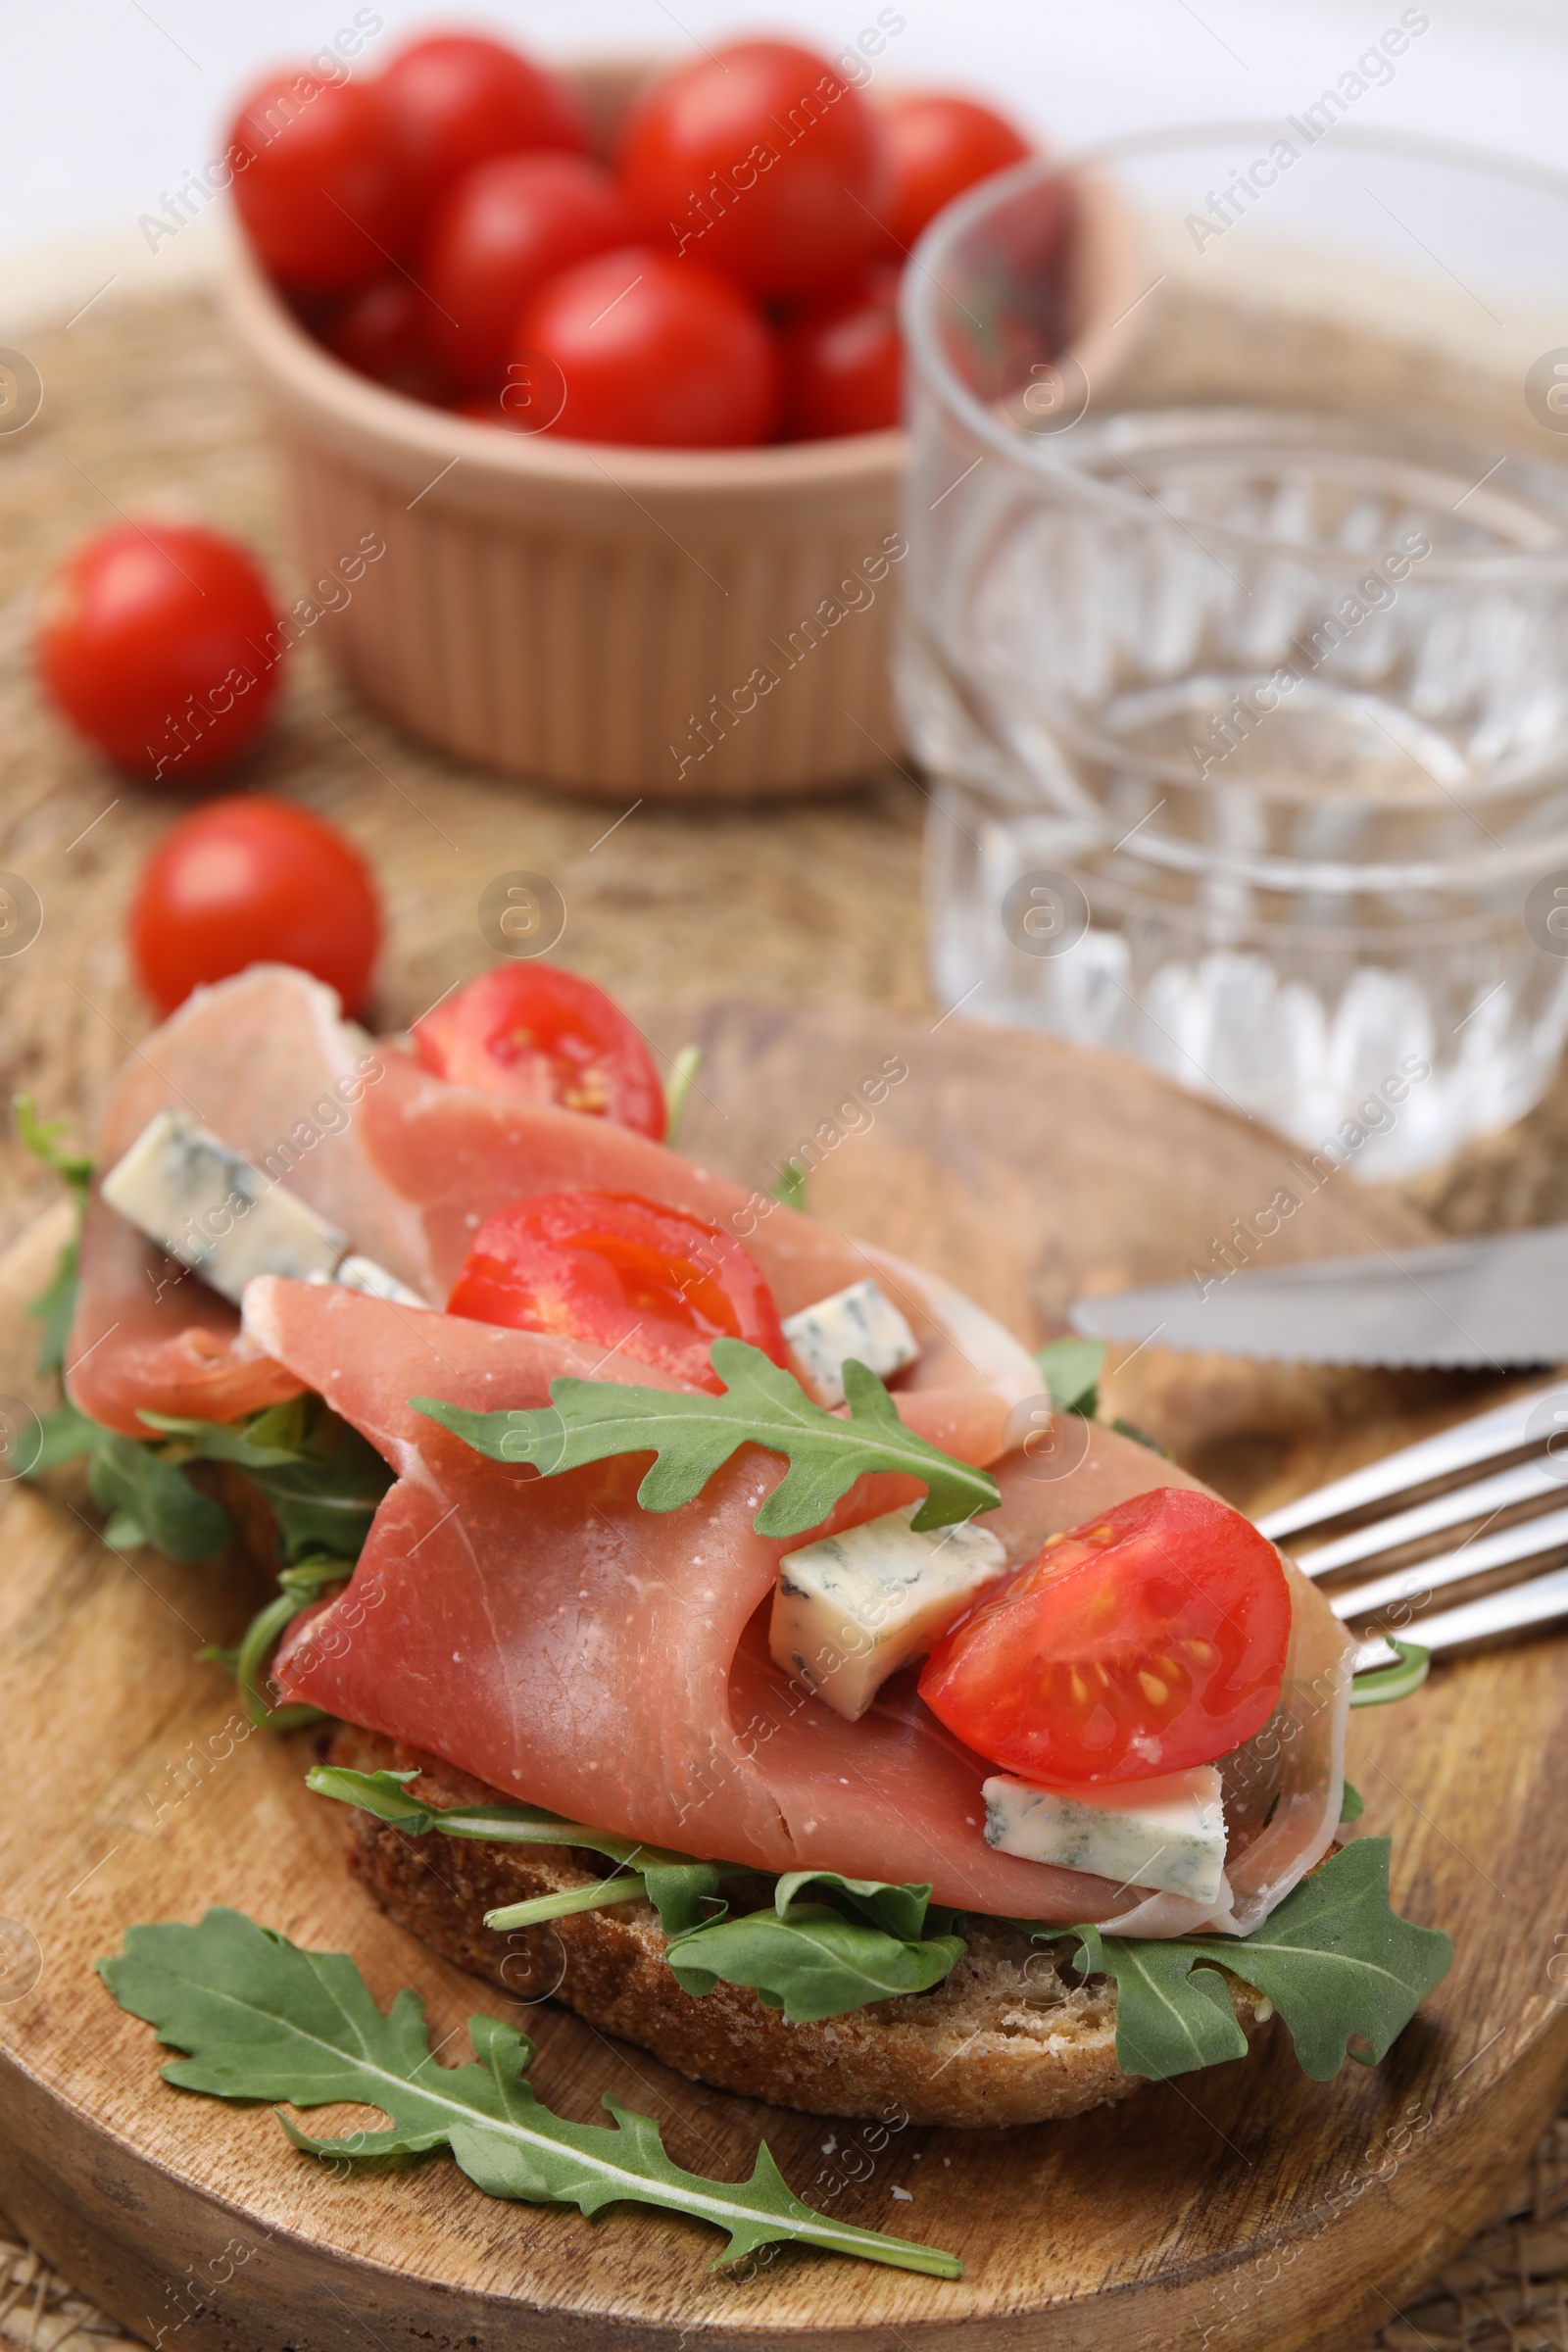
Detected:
[
  {"left": 228, "top": 70, "right": 413, "bottom": 292},
  {"left": 918, "top": 1487, "right": 1292, "bottom": 1785},
  {"left": 517, "top": 247, "right": 780, "bottom": 449},
  {"left": 877, "top": 92, "right": 1032, "bottom": 254},
  {"left": 447, "top": 1190, "right": 786, "bottom": 1390},
  {"left": 35, "top": 522, "right": 284, "bottom": 784},
  {"left": 420, "top": 152, "right": 638, "bottom": 391},
  {"left": 782, "top": 260, "right": 903, "bottom": 438},
  {"left": 129, "top": 795, "right": 381, "bottom": 1017},
  {"left": 322, "top": 273, "right": 453, "bottom": 401},
  {"left": 617, "top": 41, "right": 884, "bottom": 300},
  {"left": 413, "top": 963, "right": 666, "bottom": 1140},
  {"left": 379, "top": 32, "right": 587, "bottom": 211}
]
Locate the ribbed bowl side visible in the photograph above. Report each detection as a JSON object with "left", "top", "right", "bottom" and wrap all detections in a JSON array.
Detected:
[{"left": 275, "top": 425, "right": 902, "bottom": 799}]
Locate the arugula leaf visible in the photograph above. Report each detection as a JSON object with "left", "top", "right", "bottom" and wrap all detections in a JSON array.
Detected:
[
  {"left": 770, "top": 1159, "right": 808, "bottom": 1211},
  {"left": 773, "top": 1871, "right": 934, "bottom": 1941},
  {"left": 1340, "top": 1781, "right": 1365, "bottom": 1824},
  {"left": 99, "top": 1908, "right": 958, "bottom": 2278},
  {"left": 143, "top": 1396, "right": 391, "bottom": 1563},
  {"left": 205, "top": 1555, "right": 348, "bottom": 1730},
  {"left": 308, "top": 1767, "right": 734, "bottom": 1936},
  {"left": 87, "top": 1429, "right": 232, "bottom": 1560},
  {"left": 1348, "top": 1640, "right": 1430, "bottom": 1708},
  {"left": 662, "top": 1045, "right": 703, "bottom": 1147},
  {"left": 415, "top": 1340, "right": 1001, "bottom": 1538},
  {"left": 17, "top": 1096, "right": 93, "bottom": 1376},
  {"left": 1035, "top": 1337, "right": 1104, "bottom": 1417},
  {"left": 1063, "top": 1838, "right": 1451, "bottom": 2084},
  {"left": 665, "top": 1902, "right": 965, "bottom": 2024}
]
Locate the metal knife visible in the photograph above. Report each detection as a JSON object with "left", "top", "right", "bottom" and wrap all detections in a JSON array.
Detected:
[{"left": 1068, "top": 1224, "right": 1568, "bottom": 1367}]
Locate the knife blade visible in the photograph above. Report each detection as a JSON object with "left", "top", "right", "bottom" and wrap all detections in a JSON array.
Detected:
[{"left": 1068, "top": 1223, "right": 1568, "bottom": 1367}]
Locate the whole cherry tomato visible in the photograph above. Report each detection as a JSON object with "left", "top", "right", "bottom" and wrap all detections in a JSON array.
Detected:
[
  {"left": 379, "top": 33, "right": 587, "bottom": 210},
  {"left": 877, "top": 92, "right": 1032, "bottom": 253},
  {"left": 617, "top": 41, "right": 884, "bottom": 299},
  {"left": 322, "top": 273, "right": 452, "bottom": 400},
  {"left": 420, "top": 153, "right": 638, "bottom": 390},
  {"left": 919, "top": 1488, "right": 1292, "bottom": 1785},
  {"left": 413, "top": 963, "right": 666, "bottom": 1140},
  {"left": 517, "top": 246, "right": 780, "bottom": 448},
  {"left": 129, "top": 795, "right": 381, "bottom": 1016},
  {"left": 228, "top": 70, "right": 413, "bottom": 291},
  {"left": 36, "top": 523, "right": 284, "bottom": 785},
  {"left": 782, "top": 260, "right": 903, "bottom": 438},
  {"left": 447, "top": 1191, "right": 786, "bottom": 1391}
]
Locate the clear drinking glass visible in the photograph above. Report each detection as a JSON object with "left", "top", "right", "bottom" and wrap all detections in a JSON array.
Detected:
[{"left": 900, "top": 127, "right": 1568, "bottom": 1178}]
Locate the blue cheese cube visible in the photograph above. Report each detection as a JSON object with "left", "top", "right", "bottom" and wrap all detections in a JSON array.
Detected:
[
  {"left": 782, "top": 1278, "right": 919, "bottom": 1407},
  {"left": 982, "top": 1766, "right": 1227, "bottom": 1904},
  {"left": 101, "top": 1109, "right": 345, "bottom": 1306},
  {"left": 770, "top": 1502, "right": 1005, "bottom": 1721},
  {"left": 331, "top": 1254, "right": 430, "bottom": 1309}
]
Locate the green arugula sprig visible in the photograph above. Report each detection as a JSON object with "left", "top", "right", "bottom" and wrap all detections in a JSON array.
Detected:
[
  {"left": 98, "top": 1908, "right": 959, "bottom": 2278},
  {"left": 1348, "top": 1639, "right": 1430, "bottom": 1709},
  {"left": 17, "top": 1094, "right": 93, "bottom": 1374},
  {"left": 1058, "top": 1838, "right": 1451, "bottom": 2083},
  {"left": 141, "top": 1396, "right": 392, "bottom": 1562},
  {"left": 1035, "top": 1337, "right": 1166, "bottom": 1455},
  {"left": 414, "top": 1339, "right": 1001, "bottom": 1537},
  {"left": 309, "top": 1768, "right": 964, "bottom": 2020}
]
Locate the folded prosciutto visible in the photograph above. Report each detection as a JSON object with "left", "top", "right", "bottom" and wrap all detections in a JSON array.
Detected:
[
  {"left": 67, "top": 966, "right": 1036, "bottom": 1447},
  {"left": 251, "top": 1279, "right": 1352, "bottom": 1936}
]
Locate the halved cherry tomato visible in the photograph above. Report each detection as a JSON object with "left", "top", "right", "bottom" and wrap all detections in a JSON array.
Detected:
[
  {"left": 227, "top": 71, "right": 414, "bottom": 291},
  {"left": 447, "top": 1191, "right": 786, "bottom": 1391},
  {"left": 617, "top": 41, "right": 884, "bottom": 300},
  {"left": 918, "top": 1487, "right": 1292, "bottom": 1785},
  {"left": 517, "top": 247, "right": 780, "bottom": 449},
  {"left": 782, "top": 260, "right": 903, "bottom": 438},
  {"left": 129, "top": 794, "right": 381, "bottom": 1017},
  {"left": 413, "top": 963, "right": 666, "bottom": 1140},
  {"left": 379, "top": 32, "right": 587, "bottom": 212},
  {"left": 876, "top": 92, "right": 1032, "bottom": 254},
  {"left": 35, "top": 522, "right": 284, "bottom": 783},
  {"left": 420, "top": 152, "right": 638, "bottom": 391}
]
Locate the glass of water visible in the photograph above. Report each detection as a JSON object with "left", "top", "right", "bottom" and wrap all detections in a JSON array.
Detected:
[{"left": 900, "top": 127, "right": 1568, "bottom": 1178}]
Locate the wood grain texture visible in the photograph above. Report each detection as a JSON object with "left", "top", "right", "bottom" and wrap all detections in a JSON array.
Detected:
[{"left": 2, "top": 1005, "right": 1565, "bottom": 2352}]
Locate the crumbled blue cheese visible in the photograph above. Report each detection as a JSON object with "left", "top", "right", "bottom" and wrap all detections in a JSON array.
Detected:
[
  {"left": 101, "top": 1109, "right": 345, "bottom": 1305},
  {"left": 982, "top": 1766, "right": 1227, "bottom": 1903},
  {"left": 769, "top": 1501, "right": 1005, "bottom": 1721},
  {"left": 781, "top": 1278, "right": 919, "bottom": 1406}
]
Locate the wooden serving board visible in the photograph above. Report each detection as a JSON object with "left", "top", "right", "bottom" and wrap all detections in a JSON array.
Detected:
[{"left": 2, "top": 1002, "right": 1565, "bottom": 2352}]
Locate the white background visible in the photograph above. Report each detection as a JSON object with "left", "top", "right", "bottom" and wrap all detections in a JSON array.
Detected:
[{"left": 4, "top": 0, "right": 1568, "bottom": 326}]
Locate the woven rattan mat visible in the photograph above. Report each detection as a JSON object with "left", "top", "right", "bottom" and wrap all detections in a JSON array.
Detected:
[{"left": 3, "top": 278, "right": 1568, "bottom": 2348}]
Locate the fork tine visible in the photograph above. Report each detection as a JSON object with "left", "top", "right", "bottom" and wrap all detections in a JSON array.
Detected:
[
  {"left": 1355, "top": 1558, "right": 1568, "bottom": 1670},
  {"left": 1255, "top": 1380, "right": 1568, "bottom": 1542},
  {"left": 1293, "top": 1453, "right": 1562, "bottom": 1577},
  {"left": 1328, "top": 1500, "right": 1568, "bottom": 1622}
]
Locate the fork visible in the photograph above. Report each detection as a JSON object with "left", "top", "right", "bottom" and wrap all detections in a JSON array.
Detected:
[{"left": 1253, "top": 1380, "right": 1568, "bottom": 1676}]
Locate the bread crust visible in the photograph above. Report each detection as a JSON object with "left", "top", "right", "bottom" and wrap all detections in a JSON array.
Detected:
[{"left": 328, "top": 1728, "right": 1267, "bottom": 2129}]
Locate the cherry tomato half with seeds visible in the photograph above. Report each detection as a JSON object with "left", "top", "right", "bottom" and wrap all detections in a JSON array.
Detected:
[
  {"left": 447, "top": 1191, "right": 787, "bottom": 1391},
  {"left": 35, "top": 522, "right": 284, "bottom": 784},
  {"left": 420, "top": 152, "right": 638, "bottom": 391},
  {"left": 918, "top": 1487, "right": 1292, "bottom": 1784},
  {"left": 877, "top": 92, "right": 1032, "bottom": 254},
  {"left": 379, "top": 32, "right": 587, "bottom": 212},
  {"left": 412, "top": 963, "right": 666, "bottom": 1140},
  {"left": 129, "top": 794, "right": 381, "bottom": 1017},
  {"left": 782, "top": 260, "right": 903, "bottom": 438},
  {"left": 517, "top": 247, "right": 780, "bottom": 449},
  {"left": 228, "top": 71, "right": 413, "bottom": 292},
  {"left": 617, "top": 40, "right": 884, "bottom": 301}
]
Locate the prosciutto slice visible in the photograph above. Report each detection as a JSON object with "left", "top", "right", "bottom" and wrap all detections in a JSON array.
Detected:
[
  {"left": 67, "top": 968, "right": 431, "bottom": 1435},
  {"left": 69, "top": 964, "right": 1038, "bottom": 1444},
  {"left": 254, "top": 1278, "right": 1353, "bottom": 1936}
]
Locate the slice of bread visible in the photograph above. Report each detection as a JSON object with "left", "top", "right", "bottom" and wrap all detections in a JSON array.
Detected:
[{"left": 328, "top": 1727, "right": 1269, "bottom": 2128}]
